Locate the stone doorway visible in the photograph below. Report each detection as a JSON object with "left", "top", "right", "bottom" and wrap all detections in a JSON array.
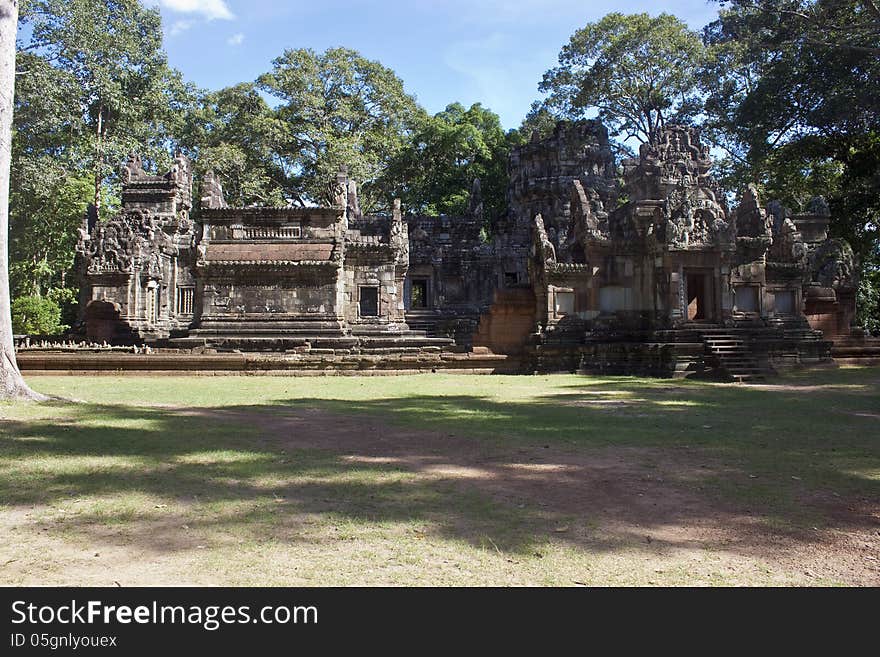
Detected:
[
  {"left": 685, "top": 270, "right": 715, "bottom": 322},
  {"left": 85, "top": 300, "right": 124, "bottom": 341}
]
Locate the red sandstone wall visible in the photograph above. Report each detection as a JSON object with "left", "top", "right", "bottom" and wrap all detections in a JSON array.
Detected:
[
  {"left": 473, "top": 288, "right": 536, "bottom": 354},
  {"left": 805, "top": 293, "right": 856, "bottom": 340}
]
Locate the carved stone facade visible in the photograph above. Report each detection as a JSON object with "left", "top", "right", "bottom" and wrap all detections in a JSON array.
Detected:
[
  {"left": 526, "top": 124, "right": 856, "bottom": 338},
  {"left": 76, "top": 153, "right": 195, "bottom": 342},
  {"left": 77, "top": 159, "right": 484, "bottom": 351},
  {"left": 522, "top": 123, "right": 857, "bottom": 378},
  {"left": 75, "top": 122, "right": 858, "bottom": 377}
]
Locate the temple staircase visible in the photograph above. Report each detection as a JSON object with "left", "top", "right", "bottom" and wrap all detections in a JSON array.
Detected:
[{"left": 701, "top": 331, "right": 769, "bottom": 382}]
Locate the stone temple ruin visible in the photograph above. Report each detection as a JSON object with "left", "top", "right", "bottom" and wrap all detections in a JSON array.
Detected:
[{"left": 68, "top": 121, "right": 859, "bottom": 380}]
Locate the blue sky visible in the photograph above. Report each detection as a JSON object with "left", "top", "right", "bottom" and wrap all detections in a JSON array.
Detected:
[{"left": 151, "top": 1, "right": 720, "bottom": 130}]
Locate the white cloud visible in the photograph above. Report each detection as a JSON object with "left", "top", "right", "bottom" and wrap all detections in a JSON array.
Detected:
[
  {"left": 226, "top": 33, "right": 245, "bottom": 46},
  {"left": 169, "top": 19, "right": 195, "bottom": 36},
  {"left": 158, "top": 0, "right": 235, "bottom": 21}
]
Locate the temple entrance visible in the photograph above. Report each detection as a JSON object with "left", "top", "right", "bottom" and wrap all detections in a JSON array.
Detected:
[
  {"left": 685, "top": 270, "right": 715, "bottom": 322},
  {"left": 85, "top": 300, "right": 124, "bottom": 341}
]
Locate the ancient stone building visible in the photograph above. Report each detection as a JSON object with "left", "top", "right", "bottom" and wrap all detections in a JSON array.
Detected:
[
  {"left": 76, "top": 154, "right": 196, "bottom": 342},
  {"left": 74, "top": 120, "right": 858, "bottom": 378},
  {"left": 76, "top": 159, "right": 480, "bottom": 352},
  {"left": 525, "top": 123, "right": 857, "bottom": 378}
]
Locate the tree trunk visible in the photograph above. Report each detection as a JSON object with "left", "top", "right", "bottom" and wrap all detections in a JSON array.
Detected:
[
  {"left": 94, "top": 104, "right": 102, "bottom": 220},
  {"left": 0, "top": 0, "right": 46, "bottom": 400}
]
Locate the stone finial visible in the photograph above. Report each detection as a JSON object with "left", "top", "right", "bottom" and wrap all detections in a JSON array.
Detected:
[
  {"left": 347, "top": 179, "right": 361, "bottom": 220},
  {"left": 121, "top": 153, "right": 144, "bottom": 184},
  {"left": 735, "top": 184, "right": 771, "bottom": 240},
  {"left": 468, "top": 178, "right": 483, "bottom": 219},
  {"left": 806, "top": 196, "right": 831, "bottom": 217},
  {"left": 533, "top": 213, "right": 556, "bottom": 265},
  {"left": 390, "top": 198, "right": 408, "bottom": 265},
  {"left": 170, "top": 151, "right": 191, "bottom": 184},
  {"left": 200, "top": 170, "right": 228, "bottom": 210},
  {"left": 570, "top": 179, "right": 604, "bottom": 241},
  {"left": 332, "top": 167, "right": 349, "bottom": 209}
]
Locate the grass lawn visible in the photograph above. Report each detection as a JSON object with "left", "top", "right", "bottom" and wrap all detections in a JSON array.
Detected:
[{"left": 1, "top": 367, "right": 878, "bottom": 586}]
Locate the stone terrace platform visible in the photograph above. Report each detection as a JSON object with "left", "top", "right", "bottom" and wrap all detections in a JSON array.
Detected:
[{"left": 16, "top": 347, "right": 522, "bottom": 376}]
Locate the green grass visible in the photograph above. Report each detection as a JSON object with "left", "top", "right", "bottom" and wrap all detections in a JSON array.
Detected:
[{"left": 0, "top": 368, "right": 878, "bottom": 586}]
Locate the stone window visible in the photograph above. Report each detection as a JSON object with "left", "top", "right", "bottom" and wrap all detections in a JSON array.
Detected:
[
  {"left": 555, "top": 290, "right": 575, "bottom": 315},
  {"left": 599, "top": 286, "right": 627, "bottom": 313},
  {"left": 409, "top": 279, "right": 428, "bottom": 309},
  {"left": 176, "top": 286, "right": 194, "bottom": 315},
  {"left": 773, "top": 290, "right": 796, "bottom": 314},
  {"left": 734, "top": 286, "right": 759, "bottom": 313},
  {"left": 359, "top": 286, "right": 379, "bottom": 317},
  {"left": 504, "top": 272, "right": 518, "bottom": 287}
]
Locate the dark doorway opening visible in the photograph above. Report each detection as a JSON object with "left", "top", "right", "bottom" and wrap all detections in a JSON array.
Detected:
[
  {"left": 686, "top": 272, "right": 711, "bottom": 321},
  {"left": 359, "top": 286, "right": 379, "bottom": 317},
  {"left": 85, "top": 300, "right": 124, "bottom": 341},
  {"left": 410, "top": 279, "right": 428, "bottom": 309}
]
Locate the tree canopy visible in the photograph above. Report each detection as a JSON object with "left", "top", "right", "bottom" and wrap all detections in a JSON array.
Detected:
[
  {"left": 11, "top": 0, "right": 196, "bottom": 325},
  {"left": 384, "top": 102, "right": 513, "bottom": 221},
  {"left": 702, "top": 0, "right": 880, "bottom": 329},
  {"left": 180, "top": 83, "right": 287, "bottom": 208},
  {"left": 538, "top": 12, "right": 707, "bottom": 145},
  {"left": 257, "top": 47, "right": 425, "bottom": 211},
  {"left": 19, "top": 0, "right": 195, "bottom": 215}
]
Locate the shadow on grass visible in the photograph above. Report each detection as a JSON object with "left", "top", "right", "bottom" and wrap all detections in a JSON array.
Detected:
[{"left": 1, "top": 370, "right": 878, "bottom": 559}]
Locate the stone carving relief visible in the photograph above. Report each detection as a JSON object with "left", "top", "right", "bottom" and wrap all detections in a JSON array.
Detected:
[
  {"left": 810, "top": 238, "right": 857, "bottom": 290},
  {"left": 532, "top": 214, "right": 557, "bottom": 266},
  {"left": 390, "top": 199, "right": 409, "bottom": 266},
  {"left": 201, "top": 170, "right": 228, "bottom": 210}
]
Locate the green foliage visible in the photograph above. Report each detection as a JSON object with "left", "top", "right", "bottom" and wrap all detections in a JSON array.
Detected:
[
  {"left": 257, "top": 47, "right": 424, "bottom": 211},
  {"left": 47, "top": 286, "right": 79, "bottom": 329},
  {"left": 539, "top": 13, "right": 707, "bottom": 145},
  {"left": 517, "top": 101, "right": 560, "bottom": 142},
  {"left": 11, "top": 0, "right": 197, "bottom": 300},
  {"left": 19, "top": 0, "right": 198, "bottom": 209},
  {"left": 703, "top": 1, "right": 880, "bottom": 326},
  {"left": 181, "top": 84, "right": 287, "bottom": 207},
  {"left": 384, "top": 102, "right": 513, "bottom": 221},
  {"left": 857, "top": 262, "right": 880, "bottom": 334},
  {"left": 8, "top": 161, "right": 92, "bottom": 296},
  {"left": 10, "top": 295, "right": 64, "bottom": 335},
  {"left": 705, "top": 1, "right": 880, "bottom": 152}
]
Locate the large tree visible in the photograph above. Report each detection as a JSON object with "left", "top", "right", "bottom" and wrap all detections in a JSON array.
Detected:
[
  {"left": 538, "top": 12, "right": 707, "bottom": 146},
  {"left": 702, "top": 1, "right": 880, "bottom": 187},
  {"left": 703, "top": 0, "right": 880, "bottom": 330},
  {"left": 180, "top": 83, "right": 287, "bottom": 208},
  {"left": 1, "top": 0, "right": 44, "bottom": 399},
  {"left": 10, "top": 0, "right": 197, "bottom": 327},
  {"left": 384, "top": 102, "right": 513, "bottom": 222},
  {"left": 257, "top": 47, "right": 424, "bottom": 211},
  {"left": 9, "top": 50, "right": 91, "bottom": 299},
  {"left": 19, "top": 0, "right": 196, "bottom": 219}
]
